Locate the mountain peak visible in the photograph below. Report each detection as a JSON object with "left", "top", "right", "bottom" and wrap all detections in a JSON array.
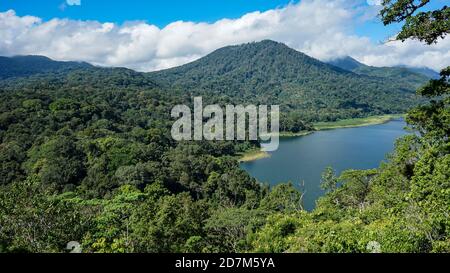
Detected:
[
  {"left": 228, "top": 39, "right": 288, "bottom": 48},
  {"left": 10, "top": 55, "right": 53, "bottom": 61},
  {"left": 329, "top": 56, "right": 365, "bottom": 71},
  {"left": 211, "top": 39, "right": 298, "bottom": 57},
  {"left": 255, "top": 39, "right": 284, "bottom": 45},
  {"left": 150, "top": 40, "right": 422, "bottom": 120},
  {"left": 152, "top": 39, "right": 346, "bottom": 87}
]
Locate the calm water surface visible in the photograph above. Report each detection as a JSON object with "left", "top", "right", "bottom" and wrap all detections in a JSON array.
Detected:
[{"left": 240, "top": 119, "right": 409, "bottom": 210}]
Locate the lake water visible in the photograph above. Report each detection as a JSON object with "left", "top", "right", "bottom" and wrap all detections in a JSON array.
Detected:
[{"left": 240, "top": 119, "right": 409, "bottom": 211}]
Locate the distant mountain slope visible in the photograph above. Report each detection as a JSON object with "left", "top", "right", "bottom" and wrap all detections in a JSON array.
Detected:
[
  {"left": 0, "top": 43, "right": 425, "bottom": 123},
  {"left": 0, "top": 55, "right": 92, "bottom": 79},
  {"left": 397, "top": 65, "right": 440, "bottom": 79},
  {"left": 328, "top": 56, "right": 363, "bottom": 71},
  {"left": 329, "top": 56, "right": 434, "bottom": 88},
  {"left": 151, "top": 40, "right": 422, "bottom": 122}
]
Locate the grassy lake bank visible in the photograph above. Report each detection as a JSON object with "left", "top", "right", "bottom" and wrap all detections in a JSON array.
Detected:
[
  {"left": 313, "top": 114, "right": 405, "bottom": 130},
  {"left": 238, "top": 149, "right": 270, "bottom": 162}
]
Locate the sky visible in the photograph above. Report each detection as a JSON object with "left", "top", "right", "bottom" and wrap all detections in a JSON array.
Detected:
[{"left": 0, "top": 0, "right": 448, "bottom": 71}]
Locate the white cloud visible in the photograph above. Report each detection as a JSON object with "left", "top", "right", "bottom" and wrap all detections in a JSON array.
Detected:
[
  {"left": 66, "top": 0, "right": 81, "bottom": 6},
  {"left": 0, "top": 0, "right": 448, "bottom": 72},
  {"left": 367, "top": 0, "right": 382, "bottom": 6}
]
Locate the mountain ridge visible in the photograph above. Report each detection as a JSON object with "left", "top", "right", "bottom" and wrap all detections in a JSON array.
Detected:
[
  {"left": 150, "top": 40, "right": 424, "bottom": 122},
  {"left": 0, "top": 40, "right": 429, "bottom": 123},
  {"left": 328, "top": 56, "right": 437, "bottom": 86},
  {"left": 0, "top": 55, "right": 93, "bottom": 80}
]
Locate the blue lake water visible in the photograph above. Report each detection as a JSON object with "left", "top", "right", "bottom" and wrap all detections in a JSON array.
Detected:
[{"left": 240, "top": 119, "right": 409, "bottom": 211}]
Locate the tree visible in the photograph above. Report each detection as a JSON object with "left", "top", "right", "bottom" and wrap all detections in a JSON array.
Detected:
[
  {"left": 379, "top": 0, "right": 450, "bottom": 252},
  {"left": 0, "top": 142, "right": 25, "bottom": 185},
  {"left": 381, "top": 1, "right": 449, "bottom": 136},
  {"left": 82, "top": 185, "right": 145, "bottom": 253},
  {"left": 204, "top": 207, "right": 267, "bottom": 253},
  {"left": 0, "top": 176, "right": 92, "bottom": 252},
  {"left": 381, "top": 0, "right": 449, "bottom": 134},
  {"left": 407, "top": 67, "right": 449, "bottom": 142},
  {"left": 320, "top": 167, "right": 338, "bottom": 192},
  {"left": 260, "top": 183, "right": 303, "bottom": 212},
  {"left": 24, "top": 135, "right": 86, "bottom": 191},
  {"left": 380, "top": 0, "right": 449, "bottom": 44}
]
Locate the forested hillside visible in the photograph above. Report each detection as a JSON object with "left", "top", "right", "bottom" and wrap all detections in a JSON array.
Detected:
[
  {"left": 0, "top": 0, "right": 448, "bottom": 253},
  {"left": 248, "top": 1, "right": 450, "bottom": 252},
  {"left": 151, "top": 40, "right": 425, "bottom": 122},
  {"left": 329, "top": 56, "right": 434, "bottom": 90},
  {"left": 0, "top": 55, "right": 92, "bottom": 80},
  {"left": 0, "top": 52, "right": 447, "bottom": 253},
  {"left": 0, "top": 68, "right": 265, "bottom": 252}
]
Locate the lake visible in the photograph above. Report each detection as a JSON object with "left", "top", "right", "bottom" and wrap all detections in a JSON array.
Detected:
[{"left": 240, "top": 119, "right": 409, "bottom": 211}]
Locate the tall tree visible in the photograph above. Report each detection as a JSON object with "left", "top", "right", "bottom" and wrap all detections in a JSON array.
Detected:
[
  {"left": 381, "top": 0, "right": 449, "bottom": 44},
  {"left": 381, "top": 0, "right": 449, "bottom": 142}
]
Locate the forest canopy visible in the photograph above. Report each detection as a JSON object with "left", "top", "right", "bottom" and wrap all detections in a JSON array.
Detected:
[{"left": 0, "top": 0, "right": 448, "bottom": 253}]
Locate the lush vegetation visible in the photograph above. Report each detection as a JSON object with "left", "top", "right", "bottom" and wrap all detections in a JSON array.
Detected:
[
  {"left": 313, "top": 114, "right": 404, "bottom": 130},
  {"left": 0, "top": 67, "right": 268, "bottom": 252},
  {"left": 238, "top": 149, "right": 270, "bottom": 163},
  {"left": 329, "top": 56, "right": 435, "bottom": 89},
  {"left": 250, "top": 0, "right": 450, "bottom": 253},
  {"left": 152, "top": 40, "right": 427, "bottom": 123},
  {"left": 0, "top": 1, "right": 448, "bottom": 253},
  {"left": 0, "top": 55, "right": 92, "bottom": 80}
]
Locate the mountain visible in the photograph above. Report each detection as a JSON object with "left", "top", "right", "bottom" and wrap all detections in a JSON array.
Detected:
[
  {"left": 151, "top": 40, "right": 422, "bottom": 122},
  {"left": 397, "top": 65, "right": 440, "bottom": 79},
  {"left": 0, "top": 55, "right": 92, "bottom": 79},
  {"left": 329, "top": 56, "right": 433, "bottom": 88},
  {"left": 0, "top": 42, "right": 425, "bottom": 123},
  {"left": 328, "top": 56, "right": 363, "bottom": 71}
]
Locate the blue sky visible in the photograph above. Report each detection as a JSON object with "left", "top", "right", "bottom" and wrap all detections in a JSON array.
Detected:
[
  {"left": 1, "top": 0, "right": 396, "bottom": 41},
  {"left": 2, "top": 0, "right": 445, "bottom": 42},
  {"left": 0, "top": 0, "right": 448, "bottom": 71},
  {"left": 2, "top": 0, "right": 297, "bottom": 26}
]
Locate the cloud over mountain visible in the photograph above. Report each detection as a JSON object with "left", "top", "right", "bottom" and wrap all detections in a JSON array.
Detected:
[{"left": 0, "top": 0, "right": 447, "bottom": 72}]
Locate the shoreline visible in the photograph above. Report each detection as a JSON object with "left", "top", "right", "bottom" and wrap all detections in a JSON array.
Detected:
[
  {"left": 260, "top": 130, "right": 314, "bottom": 138},
  {"left": 238, "top": 149, "right": 270, "bottom": 162},
  {"left": 313, "top": 114, "right": 405, "bottom": 131},
  {"left": 239, "top": 131, "right": 313, "bottom": 162},
  {"left": 279, "top": 131, "right": 314, "bottom": 138},
  {"left": 238, "top": 114, "right": 405, "bottom": 162}
]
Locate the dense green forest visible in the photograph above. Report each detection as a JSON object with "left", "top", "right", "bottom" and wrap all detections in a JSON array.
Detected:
[
  {"left": 152, "top": 40, "right": 427, "bottom": 123},
  {"left": 0, "top": 55, "right": 92, "bottom": 80},
  {"left": 329, "top": 56, "right": 437, "bottom": 88},
  {"left": 0, "top": 1, "right": 448, "bottom": 253},
  {"left": 0, "top": 67, "right": 264, "bottom": 252}
]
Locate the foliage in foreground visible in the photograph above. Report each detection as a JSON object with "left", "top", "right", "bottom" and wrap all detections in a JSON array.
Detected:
[{"left": 0, "top": 0, "right": 448, "bottom": 253}]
